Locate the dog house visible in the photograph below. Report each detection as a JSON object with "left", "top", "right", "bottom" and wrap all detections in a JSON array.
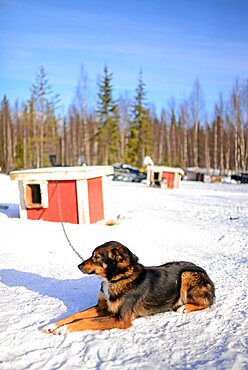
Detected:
[
  {"left": 147, "top": 166, "right": 184, "bottom": 189},
  {"left": 10, "top": 166, "right": 113, "bottom": 224}
]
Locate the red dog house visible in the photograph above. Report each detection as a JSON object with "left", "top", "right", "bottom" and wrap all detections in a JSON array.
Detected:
[
  {"left": 10, "top": 166, "right": 113, "bottom": 224},
  {"left": 147, "top": 166, "right": 184, "bottom": 189}
]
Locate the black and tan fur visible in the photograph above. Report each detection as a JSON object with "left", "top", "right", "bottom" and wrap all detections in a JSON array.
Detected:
[{"left": 41, "top": 241, "right": 215, "bottom": 335}]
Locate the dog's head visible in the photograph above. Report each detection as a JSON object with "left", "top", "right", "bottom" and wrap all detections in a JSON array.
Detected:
[{"left": 78, "top": 241, "right": 139, "bottom": 280}]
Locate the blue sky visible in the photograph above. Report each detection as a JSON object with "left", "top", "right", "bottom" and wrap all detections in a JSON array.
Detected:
[{"left": 1, "top": 0, "right": 248, "bottom": 116}]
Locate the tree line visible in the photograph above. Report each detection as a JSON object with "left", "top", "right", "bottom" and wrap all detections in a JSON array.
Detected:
[{"left": 0, "top": 65, "right": 248, "bottom": 174}]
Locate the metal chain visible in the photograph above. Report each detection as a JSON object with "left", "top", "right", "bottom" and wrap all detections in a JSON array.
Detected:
[{"left": 56, "top": 181, "right": 84, "bottom": 261}]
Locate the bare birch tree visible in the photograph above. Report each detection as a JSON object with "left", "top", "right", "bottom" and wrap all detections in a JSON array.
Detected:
[
  {"left": 178, "top": 101, "right": 189, "bottom": 167},
  {"left": 0, "top": 96, "right": 13, "bottom": 172},
  {"left": 190, "top": 79, "right": 205, "bottom": 167},
  {"left": 74, "top": 65, "right": 91, "bottom": 164},
  {"left": 118, "top": 93, "right": 131, "bottom": 162},
  {"left": 242, "top": 79, "right": 248, "bottom": 169},
  {"left": 231, "top": 79, "right": 243, "bottom": 172}
]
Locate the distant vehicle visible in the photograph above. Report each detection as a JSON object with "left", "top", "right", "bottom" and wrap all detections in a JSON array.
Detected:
[
  {"left": 113, "top": 163, "right": 147, "bottom": 183},
  {"left": 231, "top": 173, "right": 248, "bottom": 184}
]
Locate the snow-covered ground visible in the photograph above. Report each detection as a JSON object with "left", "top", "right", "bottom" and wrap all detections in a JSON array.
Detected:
[{"left": 0, "top": 174, "right": 247, "bottom": 370}]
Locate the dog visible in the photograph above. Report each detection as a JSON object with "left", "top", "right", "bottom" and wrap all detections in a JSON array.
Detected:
[{"left": 41, "top": 241, "right": 215, "bottom": 335}]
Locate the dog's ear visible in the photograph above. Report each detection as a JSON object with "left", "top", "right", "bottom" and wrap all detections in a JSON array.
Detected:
[
  {"left": 130, "top": 252, "right": 138, "bottom": 264},
  {"left": 113, "top": 248, "right": 138, "bottom": 264},
  {"left": 115, "top": 253, "right": 124, "bottom": 262},
  {"left": 111, "top": 248, "right": 125, "bottom": 262}
]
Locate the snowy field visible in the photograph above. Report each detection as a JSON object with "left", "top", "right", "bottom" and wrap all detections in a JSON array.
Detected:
[{"left": 0, "top": 174, "right": 247, "bottom": 370}]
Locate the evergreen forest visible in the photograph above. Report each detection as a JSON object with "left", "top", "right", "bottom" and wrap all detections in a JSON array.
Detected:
[{"left": 1, "top": 65, "right": 247, "bottom": 174}]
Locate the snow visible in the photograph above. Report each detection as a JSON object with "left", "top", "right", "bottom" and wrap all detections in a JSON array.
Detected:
[{"left": 0, "top": 174, "right": 247, "bottom": 370}]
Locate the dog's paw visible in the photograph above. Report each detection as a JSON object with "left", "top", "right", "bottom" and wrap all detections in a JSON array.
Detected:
[
  {"left": 176, "top": 305, "right": 187, "bottom": 314},
  {"left": 40, "top": 323, "right": 57, "bottom": 334},
  {"left": 52, "top": 325, "right": 69, "bottom": 335},
  {"left": 177, "top": 304, "right": 198, "bottom": 314}
]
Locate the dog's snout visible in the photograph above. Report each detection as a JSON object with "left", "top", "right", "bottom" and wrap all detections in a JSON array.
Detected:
[
  {"left": 78, "top": 259, "right": 94, "bottom": 274},
  {"left": 78, "top": 261, "right": 87, "bottom": 273},
  {"left": 78, "top": 262, "right": 83, "bottom": 270}
]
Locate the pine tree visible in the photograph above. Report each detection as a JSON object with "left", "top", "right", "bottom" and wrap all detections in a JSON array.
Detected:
[
  {"left": 96, "top": 64, "right": 120, "bottom": 165},
  {"left": 126, "top": 70, "right": 152, "bottom": 166}
]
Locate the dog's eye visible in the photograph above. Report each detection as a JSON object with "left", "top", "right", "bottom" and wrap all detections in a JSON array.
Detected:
[{"left": 93, "top": 255, "right": 100, "bottom": 261}]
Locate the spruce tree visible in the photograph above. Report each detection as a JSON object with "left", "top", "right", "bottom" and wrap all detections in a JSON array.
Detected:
[
  {"left": 96, "top": 64, "right": 120, "bottom": 165},
  {"left": 126, "top": 70, "right": 152, "bottom": 166}
]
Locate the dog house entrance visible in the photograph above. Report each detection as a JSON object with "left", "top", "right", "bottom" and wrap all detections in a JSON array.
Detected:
[
  {"left": 30, "top": 184, "right": 41, "bottom": 203},
  {"left": 25, "top": 184, "right": 42, "bottom": 208},
  {"left": 24, "top": 181, "right": 48, "bottom": 209},
  {"left": 153, "top": 172, "right": 161, "bottom": 186}
]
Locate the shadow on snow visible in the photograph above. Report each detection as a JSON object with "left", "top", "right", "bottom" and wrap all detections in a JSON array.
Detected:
[
  {"left": 0, "top": 268, "right": 100, "bottom": 322},
  {"left": 0, "top": 203, "right": 20, "bottom": 218}
]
